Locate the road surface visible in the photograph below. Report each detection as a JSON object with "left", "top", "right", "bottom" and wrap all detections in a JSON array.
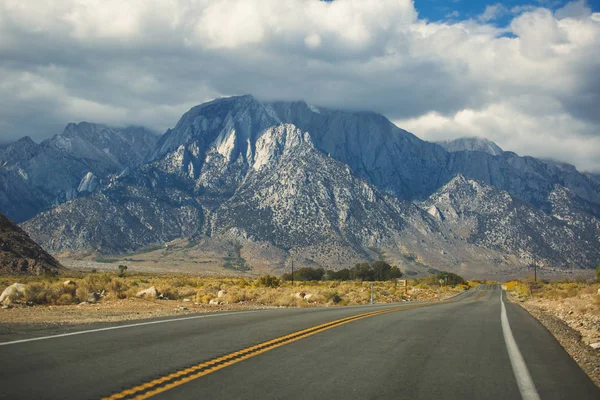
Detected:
[{"left": 0, "top": 284, "right": 598, "bottom": 399}]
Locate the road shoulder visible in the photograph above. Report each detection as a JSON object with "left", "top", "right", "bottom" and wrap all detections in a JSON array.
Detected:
[{"left": 514, "top": 299, "right": 600, "bottom": 389}]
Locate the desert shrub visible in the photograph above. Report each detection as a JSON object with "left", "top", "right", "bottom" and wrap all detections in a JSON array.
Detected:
[
  {"left": 256, "top": 275, "right": 281, "bottom": 288},
  {"left": 82, "top": 273, "right": 113, "bottom": 293},
  {"left": 24, "top": 283, "right": 56, "bottom": 304},
  {"left": 324, "top": 291, "right": 343, "bottom": 304},
  {"left": 596, "top": 265, "right": 600, "bottom": 282},
  {"left": 56, "top": 293, "right": 75, "bottom": 305},
  {"left": 76, "top": 286, "right": 90, "bottom": 302}
]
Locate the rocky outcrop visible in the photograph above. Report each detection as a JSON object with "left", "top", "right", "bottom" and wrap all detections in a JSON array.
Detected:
[{"left": 0, "top": 213, "right": 62, "bottom": 275}]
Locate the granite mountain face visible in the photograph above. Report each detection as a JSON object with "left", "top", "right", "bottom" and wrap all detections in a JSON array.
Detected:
[
  {"left": 0, "top": 123, "right": 158, "bottom": 223},
  {"left": 8, "top": 95, "right": 600, "bottom": 274}
]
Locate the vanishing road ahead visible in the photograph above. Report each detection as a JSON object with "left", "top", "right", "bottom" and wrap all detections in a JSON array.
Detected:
[{"left": 1, "top": 284, "right": 598, "bottom": 399}]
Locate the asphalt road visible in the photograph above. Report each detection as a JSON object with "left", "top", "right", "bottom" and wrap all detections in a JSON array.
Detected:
[{"left": 0, "top": 284, "right": 598, "bottom": 399}]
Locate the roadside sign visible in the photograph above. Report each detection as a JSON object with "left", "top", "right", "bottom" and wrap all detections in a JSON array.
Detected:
[{"left": 397, "top": 279, "right": 407, "bottom": 287}]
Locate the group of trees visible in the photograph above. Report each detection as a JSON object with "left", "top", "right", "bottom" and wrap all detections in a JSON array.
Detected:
[{"left": 281, "top": 261, "right": 403, "bottom": 282}]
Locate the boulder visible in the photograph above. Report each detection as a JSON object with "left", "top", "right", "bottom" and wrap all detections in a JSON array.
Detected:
[
  {"left": 63, "top": 280, "right": 76, "bottom": 287},
  {"left": 0, "top": 283, "right": 26, "bottom": 305},
  {"left": 209, "top": 299, "right": 222, "bottom": 305},
  {"left": 136, "top": 286, "right": 158, "bottom": 299},
  {"left": 590, "top": 342, "right": 600, "bottom": 350},
  {"left": 87, "top": 292, "right": 101, "bottom": 303},
  {"left": 217, "top": 290, "right": 227, "bottom": 298}
]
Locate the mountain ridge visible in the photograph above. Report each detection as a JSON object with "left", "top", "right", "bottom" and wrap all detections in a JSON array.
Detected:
[{"left": 6, "top": 95, "right": 600, "bottom": 275}]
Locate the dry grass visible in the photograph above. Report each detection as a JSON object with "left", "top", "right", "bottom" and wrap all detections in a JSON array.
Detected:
[{"left": 0, "top": 272, "right": 468, "bottom": 308}]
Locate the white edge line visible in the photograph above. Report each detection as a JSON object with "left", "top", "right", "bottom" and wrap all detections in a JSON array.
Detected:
[
  {"left": 500, "top": 290, "right": 541, "bottom": 400},
  {"left": 0, "top": 310, "right": 256, "bottom": 347}
]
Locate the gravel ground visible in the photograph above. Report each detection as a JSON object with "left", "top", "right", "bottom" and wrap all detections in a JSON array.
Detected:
[{"left": 515, "top": 299, "right": 600, "bottom": 388}]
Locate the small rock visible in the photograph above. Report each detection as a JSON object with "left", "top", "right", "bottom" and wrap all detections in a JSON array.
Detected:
[
  {"left": 2, "top": 304, "right": 12, "bottom": 309},
  {"left": 590, "top": 342, "right": 600, "bottom": 350},
  {"left": 217, "top": 290, "right": 227, "bottom": 298},
  {"left": 78, "top": 302, "right": 89, "bottom": 306},
  {"left": 136, "top": 287, "right": 158, "bottom": 299},
  {"left": 183, "top": 298, "right": 191, "bottom": 302},
  {"left": 209, "top": 299, "right": 222, "bottom": 305},
  {"left": 87, "top": 293, "right": 101, "bottom": 303},
  {"left": 304, "top": 294, "right": 314, "bottom": 300},
  {"left": 0, "top": 283, "right": 26, "bottom": 305},
  {"left": 63, "top": 280, "right": 76, "bottom": 287}
]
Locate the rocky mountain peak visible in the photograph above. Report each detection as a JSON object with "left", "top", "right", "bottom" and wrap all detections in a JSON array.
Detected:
[
  {"left": 152, "top": 95, "right": 279, "bottom": 161},
  {"left": 437, "top": 137, "right": 504, "bottom": 156},
  {"left": 47, "top": 122, "right": 158, "bottom": 169},
  {"left": 0, "top": 136, "right": 40, "bottom": 165}
]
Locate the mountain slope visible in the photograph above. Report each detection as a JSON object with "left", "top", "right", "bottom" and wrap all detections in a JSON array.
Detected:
[
  {"left": 436, "top": 137, "right": 504, "bottom": 156},
  {"left": 422, "top": 175, "right": 600, "bottom": 267},
  {"left": 0, "top": 213, "right": 62, "bottom": 275},
  {"left": 15, "top": 95, "right": 600, "bottom": 273},
  {"left": 0, "top": 124, "right": 157, "bottom": 223}
]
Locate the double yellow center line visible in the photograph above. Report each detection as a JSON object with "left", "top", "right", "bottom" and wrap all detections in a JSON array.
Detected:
[{"left": 104, "top": 301, "right": 453, "bottom": 400}]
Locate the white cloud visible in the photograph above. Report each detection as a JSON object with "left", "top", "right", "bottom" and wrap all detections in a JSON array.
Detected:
[
  {"left": 478, "top": 4, "right": 508, "bottom": 22},
  {"left": 0, "top": 0, "right": 598, "bottom": 172}
]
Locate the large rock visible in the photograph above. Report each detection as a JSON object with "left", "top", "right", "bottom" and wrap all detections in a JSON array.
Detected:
[
  {"left": 0, "top": 283, "right": 26, "bottom": 304},
  {"left": 136, "top": 286, "right": 158, "bottom": 299}
]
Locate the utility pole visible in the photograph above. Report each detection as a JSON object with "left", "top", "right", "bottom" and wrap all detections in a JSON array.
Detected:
[
  {"left": 370, "top": 282, "right": 374, "bottom": 305},
  {"left": 534, "top": 258, "right": 537, "bottom": 283},
  {"left": 291, "top": 259, "right": 294, "bottom": 287}
]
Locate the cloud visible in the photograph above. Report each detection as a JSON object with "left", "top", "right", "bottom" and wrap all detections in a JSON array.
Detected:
[
  {"left": 478, "top": 4, "right": 508, "bottom": 22},
  {"left": 0, "top": 0, "right": 598, "bottom": 172}
]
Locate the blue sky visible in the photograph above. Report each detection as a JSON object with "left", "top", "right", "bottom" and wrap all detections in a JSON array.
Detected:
[{"left": 416, "top": 0, "right": 600, "bottom": 25}]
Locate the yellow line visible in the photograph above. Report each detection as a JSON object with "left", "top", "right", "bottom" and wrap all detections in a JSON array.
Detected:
[{"left": 103, "top": 300, "right": 457, "bottom": 400}]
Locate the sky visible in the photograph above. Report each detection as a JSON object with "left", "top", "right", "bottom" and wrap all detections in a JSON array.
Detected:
[{"left": 0, "top": 0, "right": 599, "bottom": 171}]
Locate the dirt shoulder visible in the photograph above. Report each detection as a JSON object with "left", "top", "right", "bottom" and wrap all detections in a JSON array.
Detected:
[{"left": 507, "top": 288, "right": 600, "bottom": 388}]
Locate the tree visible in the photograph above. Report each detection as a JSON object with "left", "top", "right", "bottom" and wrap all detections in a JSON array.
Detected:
[
  {"left": 118, "top": 265, "right": 128, "bottom": 277},
  {"left": 352, "top": 263, "right": 373, "bottom": 281},
  {"left": 436, "top": 271, "right": 465, "bottom": 286}
]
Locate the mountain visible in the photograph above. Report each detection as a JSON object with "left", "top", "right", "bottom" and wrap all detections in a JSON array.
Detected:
[
  {"left": 49, "top": 122, "right": 158, "bottom": 171},
  {"left": 436, "top": 137, "right": 504, "bottom": 156},
  {"left": 585, "top": 172, "right": 600, "bottom": 184},
  {"left": 422, "top": 175, "right": 600, "bottom": 268},
  {"left": 0, "top": 124, "right": 157, "bottom": 223},
  {"left": 16, "top": 95, "right": 600, "bottom": 274},
  {"left": 267, "top": 100, "right": 600, "bottom": 210},
  {"left": 0, "top": 213, "right": 62, "bottom": 275}
]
